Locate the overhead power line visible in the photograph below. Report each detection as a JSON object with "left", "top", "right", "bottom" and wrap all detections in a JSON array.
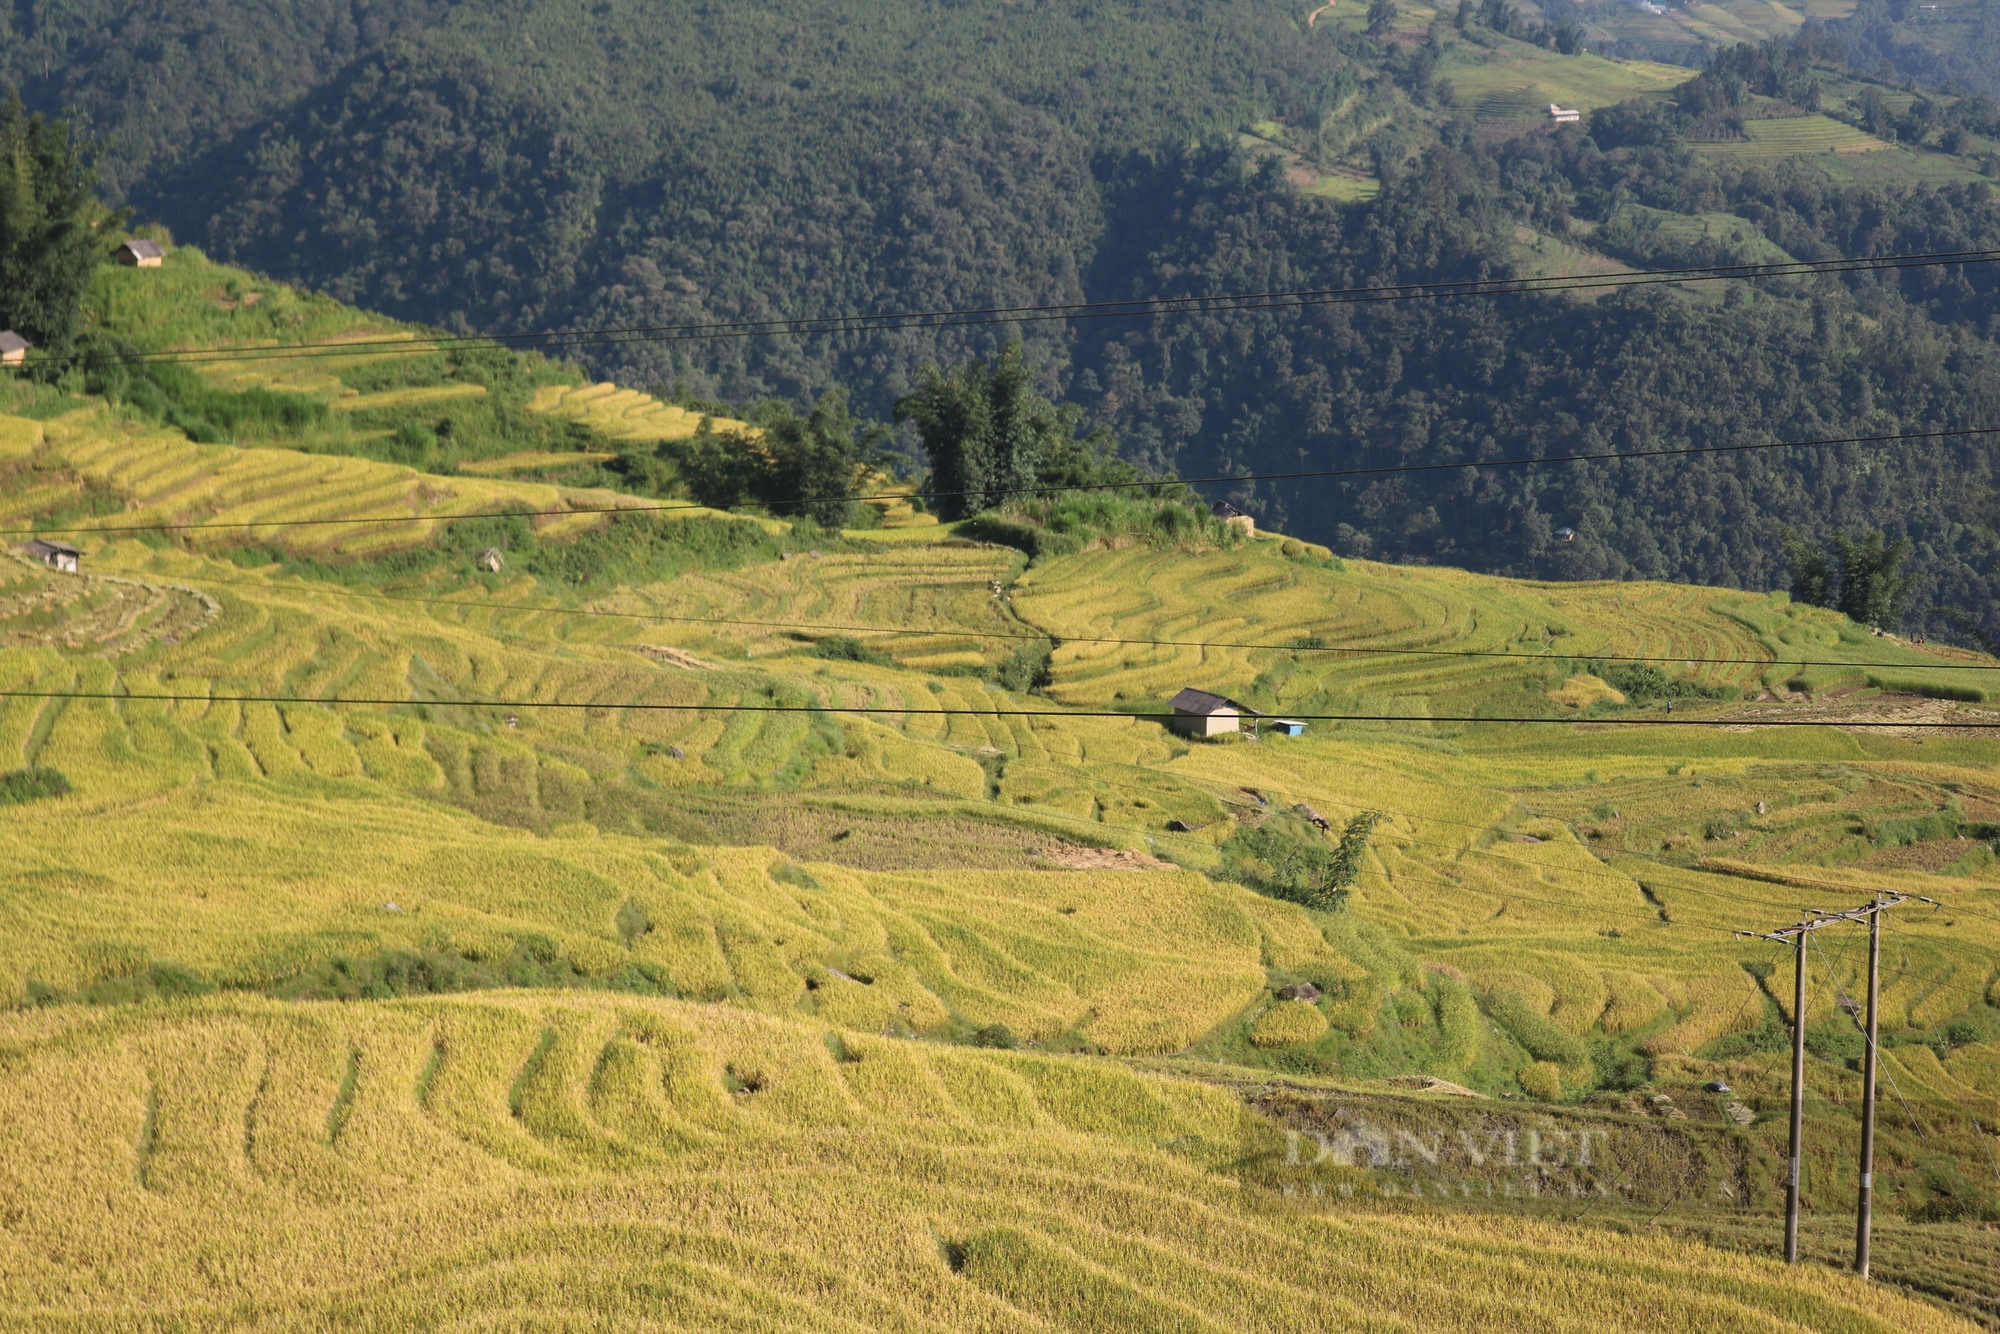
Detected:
[
  {"left": 8, "top": 687, "right": 1998, "bottom": 727},
  {"left": 12, "top": 421, "right": 1998, "bottom": 540},
  {"left": 47, "top": 245, "right": 2000, "bottom": 369},
  {"left": 170, "top": 568, "right": 2000, "bottom": 674}
]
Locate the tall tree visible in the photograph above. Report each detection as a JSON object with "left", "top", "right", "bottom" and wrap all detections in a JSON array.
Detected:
[
  {"left": 1782, "top": 527, "right": 1919, "bottom": 627},
  {"left": 0, "top": 93, "right": 111, "bottom": 352},
  {"left": 755, "top": 390, "right": 887, "bottom": 529},
  {"left": 661, "top": 391, "right": 886, "bottom": 527},
  {"left": 1832, "top": 530, "right": 1918, "bottom": 628},
  {"left": 1782, "top": 526, "right": 1835, "bottom": 609},
  {"left": 896, "top": 343, "right": 1093, "bottom": 521}
]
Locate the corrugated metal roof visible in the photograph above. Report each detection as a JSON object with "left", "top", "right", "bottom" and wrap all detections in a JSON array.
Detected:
[{"left": 1169, "top": 687, "right": 1257, "bottom": 715}]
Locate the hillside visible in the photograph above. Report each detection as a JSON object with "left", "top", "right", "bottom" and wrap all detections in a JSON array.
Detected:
[
  {"left": 14, "top": 0, "right": 2000, "bottom": 645},
  {"left": 1, "top": 256, "right": 2000, "bottom": 1325}
]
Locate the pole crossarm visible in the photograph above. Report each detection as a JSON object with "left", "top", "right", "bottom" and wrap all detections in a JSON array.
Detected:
[{"left": 1733, "top": 894, "right": 1914, "bottom": 943}]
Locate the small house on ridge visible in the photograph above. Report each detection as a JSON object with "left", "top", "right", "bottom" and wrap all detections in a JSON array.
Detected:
[
  {"left": 116, "top": 239, "right": 167, "bottom": 267},
  {"left": 1211, "top": 501, "right": 1255, "bottom": 535},
  {"left": 26, "top": 539, "right": 81, "bottom": 573},
  {"left": 1169, "top": 687, "right": 1259, "bottom": 737},
  {"left": 0, "top": 331, "right": 28, "bottom": 366}
]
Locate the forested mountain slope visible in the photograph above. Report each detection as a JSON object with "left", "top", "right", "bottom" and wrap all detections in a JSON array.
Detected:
[{"left": 11, "top": 0, "right": 2000, "bottom": 640}]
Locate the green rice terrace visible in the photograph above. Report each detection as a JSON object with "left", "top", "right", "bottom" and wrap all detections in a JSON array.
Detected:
[{"left": 0, "top": 251, "right": 1998, "bottom": 1328}]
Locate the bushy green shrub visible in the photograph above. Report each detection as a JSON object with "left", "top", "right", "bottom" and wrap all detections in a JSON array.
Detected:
[
  {"left": 80, "top": 341, "right": 329, "bottom": 442},
  {"left": 815, "top": 635, "right": 892, "bottom": 666},
  {"left": 1592, "top": 661, "right": 1729, "bottom": 703},
  {"left": 960, "top": 493, "right": 1241, "bottom": 560},
  {"left": 0, "top": 766, "right": 70, "bottom": 805},
  {"left": 988, "top": 639, "right": 1053, "bottom": 693},
  {"left": 1867, "top": 801, "right": 1963, "bottom": 847},
  {"left": 1221, "top": 811, "right": 1380, "bottom": 912}
]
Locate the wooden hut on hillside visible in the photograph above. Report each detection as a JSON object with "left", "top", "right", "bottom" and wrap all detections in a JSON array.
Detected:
[
  {"left": 116, "top": 239, "right": 167, "bottom": 267},
  {"left": 1168, "top": 687, "right": 1258, "bottom": 737},
  {"left": 25, "top": 539, "right": 80, "bottom": 573},
  {"left": 0, "top": 332, "right": 28, "bottom": 366},
  {"left": 1211, "top": 501, "right": 1255, "bottom": 535}
]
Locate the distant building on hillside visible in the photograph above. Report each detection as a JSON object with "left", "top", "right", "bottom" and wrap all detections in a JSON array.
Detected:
[
  {"left": 116, "top": 239, "right": 166, "bottom": 267},
  {"left": 477, "top": 547, "right": 505, "bottom": 572},
  {"left": 0, "top": 331, "right": 28, "bottom": 366},
  {"left": 25, "top": 539, "right": 80, "bottom": 573},
  {"left": 1555, "top": 526, "right": 1577, "bottom": 542},
  {"left": 1270, "top": 719, "right": 1307, "bottom": 736},
  {"left": 1169, "top": 687, "right": 1258, "bottom": 737},
  {"left": 1546, "top": 104, "right": 1582, "bottom": 124},
  {"left": 1211, "top": 501, "right": 1255, "bottom": 535}
]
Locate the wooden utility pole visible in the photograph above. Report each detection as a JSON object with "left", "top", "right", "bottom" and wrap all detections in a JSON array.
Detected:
[
  {"left": 1787, "top": 921, "right": 1808, "bottom": 1262},
  {"left": 1735, "top": 894, "right": 1912, "bottom": 1267},
  {"left": 1854, "top": 897, "right": 1882, "bottom": 1278}
]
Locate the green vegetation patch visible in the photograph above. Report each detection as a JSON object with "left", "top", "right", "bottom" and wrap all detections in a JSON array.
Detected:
[
  {"left": 1220, "top": 811, "right": 1381, "bottom": 913},
  {"left": 0, "top": 767, "right": 71, "bottom": 805}
]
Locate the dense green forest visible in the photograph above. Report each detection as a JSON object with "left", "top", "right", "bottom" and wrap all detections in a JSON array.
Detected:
[
  {"left": 1072, "top": 124, "right": 2000, "bottom": 622},
  {"left": 8, "top": 0, "right": 2000, "bottom": 639}
]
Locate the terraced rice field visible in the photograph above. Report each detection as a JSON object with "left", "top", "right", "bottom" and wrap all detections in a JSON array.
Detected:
[
  {"left": 2, "top": 451, "right": 1991, "bottom": 1113},
  {"left": 1014, "top": 544, "right": 2000, "bottom": 710},
  {"left": 0, "top": 993, "right": 1968, "bottom": 1331},
  {"left": 457, "top": 449, "right": 620, "bottom": 476},
  {"left": 5, "top": 406, "right": 666, "bottom": 559},
  {"left": 1692, "top": 116, "right": 1896, "bottom": 157},
  {"left": 528, "top": 382, "right": 753, "bottom": 442},
  {"left": 6, "top": 264, "right": 2000, "bottom": 1324},
  {"left": 1442, "top": 47, "right": 1695, "bottom": 123},
  {"left": 327, "top": 382, "right": 491, "bottom": 412}
]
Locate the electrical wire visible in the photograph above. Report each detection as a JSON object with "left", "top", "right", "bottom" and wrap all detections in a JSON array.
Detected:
[
  {"left": 14, "top": 420, "right": 1999, "bottom": 540},
  {"left": 8, "top": 685, "right": 2000, "bottom": 727},
  {"left": 1825, "top": 921, "right": 1932, "bottom": 1144},
  {"left": 42, "top": 245, "right": 2000, "bottom": 371},
  {"left": 148, "top": 567, "right": 2000, "bottom": 675},
  {"left": 1973, "top": 1120, "right": 2000, "bottom": 1183}
]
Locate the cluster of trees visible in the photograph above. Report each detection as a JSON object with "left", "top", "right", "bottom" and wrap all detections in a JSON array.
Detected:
[
  {"left": 1671, "top": 37, "right": 1831, "bottom": 139},
  {"left": 660, "top": 392, "right": 887, "bottom": 530},
  {"left": 1456, "top": 0, "right": 1587, "bottom": 56},
  {"left": 656, "top": 343, "right": 1154, "bottom": 533},
  {"left": 1783, "top": 527, "right": 1920, "bottom": 628},
  {"left": 1824, "top": 0, "right": 2000, "bottom": 101},
  {"left": 0, "top": 93, "right": 116, "bottom": 352},
  {"left": 894, "top": 343, "right": 1140, "bottom": 521}
]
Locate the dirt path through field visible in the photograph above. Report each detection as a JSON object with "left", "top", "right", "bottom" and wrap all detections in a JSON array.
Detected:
[
  {"left": 1307, "top": 0, "right": 1335, "bottom": 25},
  {"left": 1719, "top": 694, "right": 2000, "bottom": 738}
]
